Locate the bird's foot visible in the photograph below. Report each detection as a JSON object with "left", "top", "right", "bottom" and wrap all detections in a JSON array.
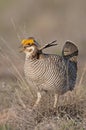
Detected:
[{"left": 32, "top": 92, "right": 41, "bottom": 110}]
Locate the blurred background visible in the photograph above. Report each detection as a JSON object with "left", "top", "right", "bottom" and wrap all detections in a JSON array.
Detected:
[
  {"left": 0, "top": 1, "right": 86, "bottom": 129},
  {"left": 0, "top": 0, "right": 86, "bottom": 83}
]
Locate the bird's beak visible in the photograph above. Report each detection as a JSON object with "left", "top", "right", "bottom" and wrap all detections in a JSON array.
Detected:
[{"left": 19, "top": 48, "right": 25, "bottom": 53}]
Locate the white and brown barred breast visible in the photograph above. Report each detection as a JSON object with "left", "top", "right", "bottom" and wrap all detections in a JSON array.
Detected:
[{"left": 24, "top": 53, "right": 76, "bottom": 95}]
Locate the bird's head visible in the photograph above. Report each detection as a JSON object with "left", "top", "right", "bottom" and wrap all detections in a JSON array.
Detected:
[
  {"left": 20, "top": 37, "right": 57, "bottom": 59},
  {"left": 20, "top": 37, "right": 40, "bottom": 58}
]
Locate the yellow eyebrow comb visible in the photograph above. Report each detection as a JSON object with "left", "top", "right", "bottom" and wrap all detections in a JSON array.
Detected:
[{"left": 21, "top": 38, "right": 35, "bottom": 46}]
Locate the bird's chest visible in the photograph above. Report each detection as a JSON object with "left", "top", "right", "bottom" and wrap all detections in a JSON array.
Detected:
[{"left": 24, "top": 59, "right": 47, "bottom": 82}]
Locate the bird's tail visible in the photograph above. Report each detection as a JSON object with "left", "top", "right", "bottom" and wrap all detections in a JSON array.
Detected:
[
  {"left": 62, "top": 41, "right": 78, "bottom": 62},
  {"left": 62, "top": 41, "right": 79, "bottom": 91}
]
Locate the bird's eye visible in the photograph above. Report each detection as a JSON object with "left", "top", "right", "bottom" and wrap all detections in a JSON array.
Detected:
[
  {"left": 29, "top": 49, "right": 32, "bottom": 52},
  {"left": 24, "top": 46, "right": 26, "bottom": 49},
  {"left": 24, "top": 44, "right": 31, "bottom": 49}
]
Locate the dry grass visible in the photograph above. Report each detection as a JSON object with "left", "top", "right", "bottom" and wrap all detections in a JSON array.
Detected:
[{"left": 0, "top": 37, "right": 86, "bottom": 130}]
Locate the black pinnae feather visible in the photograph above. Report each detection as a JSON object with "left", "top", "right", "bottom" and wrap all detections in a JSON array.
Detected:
[{"left": 39, "top": 40, "right": 57, "bottom": 50}]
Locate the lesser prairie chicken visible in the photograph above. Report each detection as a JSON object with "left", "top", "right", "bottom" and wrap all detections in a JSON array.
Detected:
[{"left": 20, "top": 37, "right": 78, "bottom": 108}]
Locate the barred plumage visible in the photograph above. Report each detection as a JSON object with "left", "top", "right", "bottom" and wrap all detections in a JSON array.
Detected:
[
  {"left": 24, "top": 55, "right": 67, "bottom": 93},
  {"left": 21, "top": 38, "right": 78, "bottom": 108}
]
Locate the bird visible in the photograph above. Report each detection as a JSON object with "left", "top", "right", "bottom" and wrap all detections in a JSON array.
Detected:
[{"left": 20, "top": 37, "right": 78, "bottom": 108}]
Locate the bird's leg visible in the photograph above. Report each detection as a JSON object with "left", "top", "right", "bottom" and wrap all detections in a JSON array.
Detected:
[
  {"left": 33, "top": 92, "right": 41, "bottom": 108},
  {"left": 53, "top": 94, "right": 59, "bottom": 108}
]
